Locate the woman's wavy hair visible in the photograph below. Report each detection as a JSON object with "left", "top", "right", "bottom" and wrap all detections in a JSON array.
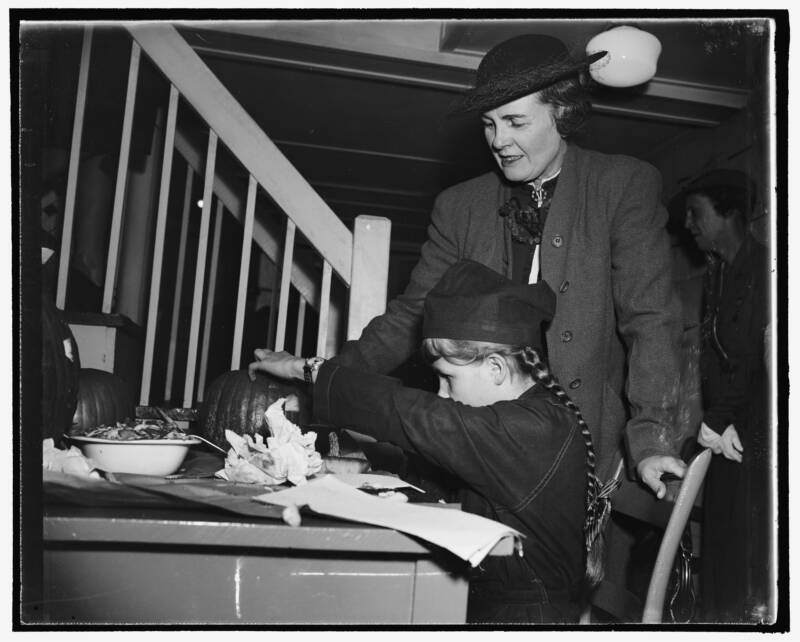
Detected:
[
  {"left": 538, "top": 75, "right": 593, "bottom": 139},
  {"left": 422, "top": 337, "right": 618, "bottom": 588}
]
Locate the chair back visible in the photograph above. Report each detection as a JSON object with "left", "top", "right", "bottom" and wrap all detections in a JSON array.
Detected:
[{"left": 641, "top": 448, "right": 712, "bottom": 623}]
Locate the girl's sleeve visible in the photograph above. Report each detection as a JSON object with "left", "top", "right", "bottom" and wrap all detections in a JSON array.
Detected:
[{"left": 313, "top": 361, "right": 569, "bottom": 505}]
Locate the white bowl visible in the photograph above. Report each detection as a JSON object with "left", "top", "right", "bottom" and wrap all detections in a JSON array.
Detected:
[{"left": 68, "top": 435, "right": 201, "bottom": 476}]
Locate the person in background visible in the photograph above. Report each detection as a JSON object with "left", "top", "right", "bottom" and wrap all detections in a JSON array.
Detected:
[
  {"left": 683, "top": 169, "right": 772, "bottom": 622},
  {"left": 249, "top": 260, "right": 619, "bottom": 624},
  {"left": 250, "top": 33, "right": 687, "bottom": 619}
]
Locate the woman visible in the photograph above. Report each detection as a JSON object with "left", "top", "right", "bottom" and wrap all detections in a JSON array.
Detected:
[
  {"left": 683, "top": 169, "right": 772, "bottom": 622},
  {"left": 322, "top": 33, "right": 686, "bottom": 494},
  {"left": 250, "top": 260, "right": 617, "bottom": 624}
]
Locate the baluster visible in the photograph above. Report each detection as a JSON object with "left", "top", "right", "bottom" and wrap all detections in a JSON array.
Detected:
[
  {"left": 183, "top": 130, "right": 217, "bottom": 408},
  {"left": 348, "top": 215, "right": 391, "bottom": 340},
  {"left": 164, "top": 164, "right": 194, "bottom": 401},
  {"left": 230, "top": 175, "right": 256, "bottom": 370},
  {"left": 102, "top": 40, "right": 140, "bottom": 314},
  {"left": 140, "top": 84, "right": 178, "bottom": 405},
  {"left": 267, "top": 263, "right": 279, "bottom": 350},
  {"left": 56, "top": 26, "right": 92, "bottom": 310},
  {"left": 316, "top": 261, "right": 332, "bottom": 358},
  {"left": 274, "top": 219, "right": 296, "bottom": 352},
  {"left": 197, "top": 200, "right": 224, "bottom": 401},
  {"left": 294, "top": 297, "right": 306, "bottom": 357}
]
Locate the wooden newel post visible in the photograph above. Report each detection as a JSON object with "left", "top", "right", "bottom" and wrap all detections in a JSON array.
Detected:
[{"left": 347, "top": 215, "right": 391, "bottom": 341}]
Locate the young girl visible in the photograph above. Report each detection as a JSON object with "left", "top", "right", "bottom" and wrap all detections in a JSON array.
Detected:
[{"left": 249, "top": 260, "right": 616, "bottom": 624}]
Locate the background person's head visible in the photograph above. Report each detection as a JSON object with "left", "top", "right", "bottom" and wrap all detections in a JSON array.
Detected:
[
  {"left": 452, "top": 34, "right": 602, "bottom": 183},
  {"left": 684, "top": 169, "right": 755, "bottom": 256}
]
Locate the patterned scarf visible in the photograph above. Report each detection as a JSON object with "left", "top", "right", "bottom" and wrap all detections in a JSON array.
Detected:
[{"left": 499, "top": 176, "right": 559, "bottom": 246}]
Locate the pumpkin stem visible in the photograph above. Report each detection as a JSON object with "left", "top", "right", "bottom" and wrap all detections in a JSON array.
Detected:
[{"left": 328, "top": 432, "right": 340, "bottom": 457}]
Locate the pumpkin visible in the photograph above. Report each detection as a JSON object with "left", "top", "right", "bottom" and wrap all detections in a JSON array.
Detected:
[
  {"left": 41, "top": 290, "right": 81, "bottom": 443},
  {"left": 198, "top": 369, "right": 312, "bottom": 448},
  {"left": 70, "top": 368, "right": 136, "bottom": 434}
]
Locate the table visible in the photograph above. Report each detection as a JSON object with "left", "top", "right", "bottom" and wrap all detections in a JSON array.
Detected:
[{"left": 42, "top": 504, "right": 512, "bottom": 625}]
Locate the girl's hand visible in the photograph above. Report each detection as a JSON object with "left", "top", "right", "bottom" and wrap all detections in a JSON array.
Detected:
[{"left": 248, "top": 349, "right": 305, "bottom": 382}]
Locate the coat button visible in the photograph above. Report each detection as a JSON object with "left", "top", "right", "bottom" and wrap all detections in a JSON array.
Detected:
[
  {"left": 569, "top": 378, "right": 582, "bottom": 389},
  {"left": 559, "top": 280, "right": 570, "bottom": 293},
  {"left": 561, "top": 330, "right": 573, "bottom": 342},
  {"left": 551, "top": 235, "right": 563, "bottom": 248}
]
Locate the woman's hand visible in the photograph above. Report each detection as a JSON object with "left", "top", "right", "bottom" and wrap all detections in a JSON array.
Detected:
[
  {"left": 637, "top": 455, "right": 687, "bottom": 500},
  {"left": 248, "top": 348, "right": 305, "bottom": 382},
  {"left": 717, "top": 425, "right": 744, "bottom": 463},
  {"left": 698, "top": 422, "right": 743, "bottom": 463}
]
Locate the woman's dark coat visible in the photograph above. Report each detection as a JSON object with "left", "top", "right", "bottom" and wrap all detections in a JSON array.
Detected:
[{"left": 334, "top": 144, "right": 683, "bottom": 479}]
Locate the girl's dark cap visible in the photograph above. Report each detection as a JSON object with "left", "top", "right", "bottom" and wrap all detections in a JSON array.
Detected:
[{"left": 423, "top": 259, "right": 556, "bottom": 350}]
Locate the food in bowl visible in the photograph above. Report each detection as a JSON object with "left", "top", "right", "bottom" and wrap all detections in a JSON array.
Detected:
[
  {"left": 72, "top": 419, "right": 194, "bottom": 441},
  {"left": 67, "top": 420, "right": 199, "bottom": 476}
]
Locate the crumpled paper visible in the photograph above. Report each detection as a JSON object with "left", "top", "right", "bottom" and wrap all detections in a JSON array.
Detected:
[
  {"left": 42, "top": 438, "right": 102, "bottom": 480},
  {"left": 217, "top": 397, "right": 322, "bottom": 485}
]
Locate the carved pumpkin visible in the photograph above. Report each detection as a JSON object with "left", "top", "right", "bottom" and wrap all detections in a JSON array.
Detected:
[
  {"left": 41, "top": 291, "right": 80, "bottom": 442},
  {"left": 198, "top": 369, "right": 312, "bottom": 448},
  {"left": 71, "top": 368, "right": 136, "bottom": 434}
]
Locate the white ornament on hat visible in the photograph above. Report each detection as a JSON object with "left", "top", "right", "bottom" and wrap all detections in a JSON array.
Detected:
[{"left": 586, "top": 25, "right": 662, "bottom": 88}]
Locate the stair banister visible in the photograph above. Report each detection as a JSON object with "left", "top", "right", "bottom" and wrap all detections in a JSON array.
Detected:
[
  {"left": 54, "top": 23, "right": 392, "bottom": 409},
  {"left": 125, "top": 22, "right": 354, "bottom": 284}
]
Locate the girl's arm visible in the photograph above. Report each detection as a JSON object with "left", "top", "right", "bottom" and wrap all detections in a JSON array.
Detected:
[{"left": 314, "top": 359, "right": 575, "bottom": 507}]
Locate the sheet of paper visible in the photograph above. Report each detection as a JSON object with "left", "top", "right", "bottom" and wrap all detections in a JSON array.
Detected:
[
  {"left": 323, "top": 472, "right": 424, "bottom": 493},
  {"left": 254, "top": 475, "right": 521, "bottom": 567}
]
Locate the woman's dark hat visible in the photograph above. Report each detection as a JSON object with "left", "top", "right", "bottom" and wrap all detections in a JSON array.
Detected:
[
  {"left": 451, "top": 34, "right": 606, "bottom": 115},
  {"left": 668, "top": 168, "right": 757, "bottom": 225},
  {"left": 685, "top": 169, "right": 754, "bottom": 198},
  {"left": 423, "top": 260, "right": 556, "bottom": 350}
]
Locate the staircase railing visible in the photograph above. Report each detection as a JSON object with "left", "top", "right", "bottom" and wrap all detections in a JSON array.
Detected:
[{"left": 52, "top": 24, "right": 391, "bottom": 412}]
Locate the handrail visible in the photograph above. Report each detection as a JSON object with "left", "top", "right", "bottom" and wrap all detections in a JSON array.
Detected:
[{"left": 125, "top": 22, "right": 354, "bottom": 285}]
